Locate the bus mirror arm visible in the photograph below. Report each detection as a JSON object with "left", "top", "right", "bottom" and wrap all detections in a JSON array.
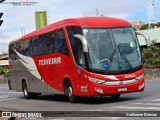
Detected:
[
  {"left": 73, "top": 34, "right": 88, "bottom": 52},
  {"left": 135, "top": 31, "right": 151, "bottom": 47}
]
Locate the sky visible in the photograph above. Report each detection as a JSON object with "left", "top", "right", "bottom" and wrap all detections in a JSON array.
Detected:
[{"left": 0, "top": 0, "right": 160, "bottom": 52}]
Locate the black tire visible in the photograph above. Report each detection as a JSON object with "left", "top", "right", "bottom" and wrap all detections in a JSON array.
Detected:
[
  {"left": 66, "top": 82, "right": 77, "bottom": 103},
  {"left": 22, "top": 81, "right": 38, "bottom": 99},
  {"left": 111, "top": 94, "right": 120, "bottom": 100},
  {"left": 8, "top": 79, "right": 12, "bottom": 90}
]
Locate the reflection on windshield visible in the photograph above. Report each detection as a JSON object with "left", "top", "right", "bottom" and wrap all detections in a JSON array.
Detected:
[{"left": 83, "top": 27, "right": 142, "bottom": 74}]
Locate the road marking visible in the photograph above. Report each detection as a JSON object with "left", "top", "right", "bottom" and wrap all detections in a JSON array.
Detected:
[
  {"left": 134, "top": 103, "right": 160, "bottom": 106},
  {"left": 0, "top": 95, "right": 9, "bottom": 98},
  {"left": 153, "top": 99, "right": 160, "bottom": 102},
  {"left": 0, "top": 93, "right": 21, "bottom": 96},
  {"left": 0, "top": 93, "right": 22, "bottom": 100},
  {"left": 111, "top": 106, "right": 160, "bottom": 110},
  {"left": 0, "top": 98, "right": 19, "bottom": 102},
  {"left": 0, "top": 92, "right": 22, "bottom": 94},
  {"left": 82, "top": 109, "right": 103, "bottom": 111}
]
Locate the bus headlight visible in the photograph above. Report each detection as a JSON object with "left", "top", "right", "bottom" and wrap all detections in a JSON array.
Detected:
[{"left": 87, "top": 76, "right": 105, "bottom": 84}]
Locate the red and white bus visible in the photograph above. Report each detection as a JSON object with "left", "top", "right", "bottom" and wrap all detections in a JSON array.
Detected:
[{"left": 9, "top": 17, "right": 150, "bottom": 102}]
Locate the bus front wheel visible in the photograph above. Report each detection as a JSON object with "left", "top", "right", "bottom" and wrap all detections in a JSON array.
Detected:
[
  {"left": 22, "top": 81, "right": 38, "bottom": 99},
  {"left": 66, "top": 82, "right": 77, "bottom": 103}
]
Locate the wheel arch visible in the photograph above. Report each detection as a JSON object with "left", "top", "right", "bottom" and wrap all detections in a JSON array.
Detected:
[
  {"left": 63, "top": 76, "right": 76, "bottom": 94},
  {"left": 21, "top": 77, "right": 29, "bottom": 92}
]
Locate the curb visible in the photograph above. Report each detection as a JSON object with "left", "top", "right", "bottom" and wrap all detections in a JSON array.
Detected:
[{"left": 144, "top": 69, "right": 160, "bottom": 80}]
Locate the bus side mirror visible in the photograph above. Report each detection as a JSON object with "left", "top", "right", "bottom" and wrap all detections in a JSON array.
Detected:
[
  {"left": 135, "top": 31, "right": 151, "bottom": 47},
  {"left": 73, "top": 34, "right": 88, "bottom": 52}
]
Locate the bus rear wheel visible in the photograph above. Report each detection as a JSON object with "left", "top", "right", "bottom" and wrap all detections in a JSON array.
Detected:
[
  {"left": 8, "top": 79, "right": 12, "bottom": 90},
  {"left": 66, "top": 82, "right": 77, "bottom": 103},
  {"left": 22, "top": 81, "right": 38, "bottom": 99}
]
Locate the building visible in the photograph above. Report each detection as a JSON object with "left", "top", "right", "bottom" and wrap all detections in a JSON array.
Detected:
[
  {"left": 0, "top": 51, "right": 9, "bottom": 66},
  {"left": 35, "top": 11, "right": 47, "bottom": 29},
  {"left": 131, "top": 19, "right": 145, "bottom": 30},
  {"left": 137, "top": 28, "right": 160, "bottom": 47},
  {"left": 153, "top": 22, "right": 160, "bottom": 28}
]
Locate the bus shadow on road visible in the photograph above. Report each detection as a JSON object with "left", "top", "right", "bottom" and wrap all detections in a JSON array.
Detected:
[
  {"left": 36, "top": 94, "right": 69, "bottom": 102},
  {"left": 28, "top": 94, "right": 146, "bottom": 104}
]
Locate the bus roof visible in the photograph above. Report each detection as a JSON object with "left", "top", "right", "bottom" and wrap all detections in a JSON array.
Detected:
[{"left": 20, "top": 17, "right": 131, "bottom": 41}]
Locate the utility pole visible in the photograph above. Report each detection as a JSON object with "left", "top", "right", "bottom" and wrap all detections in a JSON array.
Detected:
[
  {"left": 147, "top": 0, "right": 156, "bottom": 29},
  {"left": 95, "top": 8, "right": 99, "bottom": 16},
  {"left": 20, "top": 28, "right": 25, "bottom": 36},
  {"left": 152, "top": 0, "right": 156, "bottom": 24}
]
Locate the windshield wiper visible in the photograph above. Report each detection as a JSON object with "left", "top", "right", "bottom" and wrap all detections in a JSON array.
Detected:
[
  {"left": 109, "top": 49, "right": 116, "bottom": 62},
  {"left": 117, "top": 44, "right": 133, "bottom": 71},
  {"left": 105, "top": 49, "right": 116, "bottom": 73}
]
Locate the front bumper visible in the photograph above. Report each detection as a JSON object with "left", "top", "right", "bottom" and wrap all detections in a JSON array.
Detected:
[{"left": 88, "top": 78, "right": 145, "bottom": 96}]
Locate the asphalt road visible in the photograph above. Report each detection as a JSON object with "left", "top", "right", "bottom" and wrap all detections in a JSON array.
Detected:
[{"left": 0, "top": 80, "right": 160, "bottom": 120}]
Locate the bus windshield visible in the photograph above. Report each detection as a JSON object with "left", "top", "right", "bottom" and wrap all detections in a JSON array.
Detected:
[{"left": 83, "top": 27, "right": 142, "bottom": 74}]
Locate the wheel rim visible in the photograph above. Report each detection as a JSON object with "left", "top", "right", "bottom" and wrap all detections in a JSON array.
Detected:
[
  {"left": 23, "top": 85, "right": 28, "bottom": 96},
  {"left": 68, "top": 86, "right": 72, "bottom": 97}
]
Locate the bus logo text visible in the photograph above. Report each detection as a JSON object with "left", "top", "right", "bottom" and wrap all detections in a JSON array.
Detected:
[
  {"left": 124, "top": 74, "right": 136, "bottom": 79},
  {"left": 39, "top": 57, "right": 61, "bottom": 66}
]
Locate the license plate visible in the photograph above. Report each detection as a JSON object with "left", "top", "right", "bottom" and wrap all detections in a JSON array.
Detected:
[{"left": 118, "top": 88, "right": 127, "bottom": 92}]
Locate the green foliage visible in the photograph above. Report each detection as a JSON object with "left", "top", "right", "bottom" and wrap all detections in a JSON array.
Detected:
[
  {"left": 140, "top": 24, "right": 149, "bottom": 30},
  {"left": 0, "top": 67, "right": 9, "bottom": 78},
  {"left": 3, "top": 67, "right": 9, "bottom": 78},
  {"left": 142, "top": 41, "right": 160, "bottom": 69},
  {"left": 0, "top": 67, "right": 4, "bottom": 74}
]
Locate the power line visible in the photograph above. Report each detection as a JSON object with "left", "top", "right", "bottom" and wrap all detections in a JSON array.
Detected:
[{"left": 2, "top": 0, "right": 30, "bottom": 13}]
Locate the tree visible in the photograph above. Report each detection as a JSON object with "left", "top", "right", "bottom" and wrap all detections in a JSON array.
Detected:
[
  {"left": 140, "top": 24, "right": 149, "bottom": 30},
  {"left": 0, "top": 67, "right": 9, "bottom": 78},
  {"left": 3, "top": 67, "right": 9, "bottom": 78},
  {"left": 0, "top": 67, "right": 4, "bottom": 74},
  {"left": 142, "top": 41, "right": 160, "bottom": 69}
]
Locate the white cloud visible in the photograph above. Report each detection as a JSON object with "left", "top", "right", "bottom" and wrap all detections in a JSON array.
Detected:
[
  {"left": 0, "top": 42, "right": 8, "bottom": 52},
  {"left": 107, "top": 13, "right": 133, "bottom": 19},
  {"left": 84, "top": 0, "right": 141, "bottom": 19},
  {"left": 0, "top": 31, "right": 10, "bottom": 39}
]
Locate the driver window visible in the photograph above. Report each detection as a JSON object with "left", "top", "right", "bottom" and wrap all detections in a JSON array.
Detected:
[
  {"left": 74, "top": 40, "right": 86, "bottom": 68},
  {"left": 66, "top": 26, "right": 86, "bottom": 68}
]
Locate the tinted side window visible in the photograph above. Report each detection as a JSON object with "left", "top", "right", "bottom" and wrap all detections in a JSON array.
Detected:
[
  {"left": 54, "top": 29, "right": 68, "bottom": 55},
  {"left": 32, "top": 36, "right": 43, "bottom": 56},
  {"left": 66, "top": 26, "right": 82, "bottom": 52},
  {"left": 9, "top": 41, "right": 24, "bottom": 60},
  {"left": 66, "top": 26, "right": 83, "bottom": 60},
  {"left": 23, "top": 39, "right": 32, "bottom": 56},
  {"left": 16, "top": 42, "right": 23, "bottom": 54},
  {"left": 9, "top": 43, "right": 16, "bottom": 60},
  {"left": 43, "top": 33, "right": 55, "bottom": 55},
  {"left": 16, "top": 41, "right": 24, "bottom": 59}
]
